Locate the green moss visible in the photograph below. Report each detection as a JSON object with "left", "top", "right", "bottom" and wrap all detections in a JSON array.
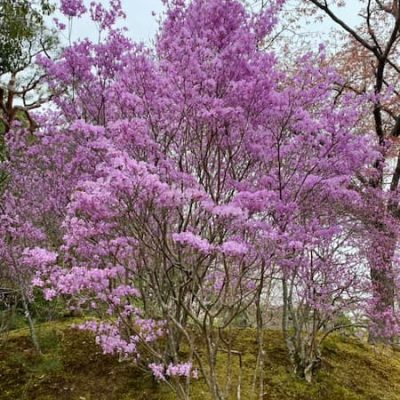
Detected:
[{"left": 1, "top": 322, "right": 400, "bottom": 399}]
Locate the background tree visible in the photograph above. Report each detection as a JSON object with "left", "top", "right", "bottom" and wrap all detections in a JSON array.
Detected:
[
  {"left": 0, "top": 0, "right": 58, "bottom": 352},
  {"left": 0, "top": 0, "right": 57, "bottom": 136},
  {"left": 310, "top": 0, "right": 400, "bottom": 341},
  {"left": 275, "top": 0, "right": 400, "bottom": 344}
]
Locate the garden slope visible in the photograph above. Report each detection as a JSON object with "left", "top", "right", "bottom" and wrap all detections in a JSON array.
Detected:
[{"left": 1, "top": 321, "right": 400, "bottom": 400}]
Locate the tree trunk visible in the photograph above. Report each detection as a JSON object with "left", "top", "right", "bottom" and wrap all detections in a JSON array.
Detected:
[
  {"left": 368, "top": 230, "right": 396, "bottom": 344},
  {"left": 21, "top": 291, "right": 41, "bottom": 353}
]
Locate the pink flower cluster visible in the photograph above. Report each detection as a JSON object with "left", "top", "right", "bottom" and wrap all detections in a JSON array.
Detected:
[
  {"left": 149, "top": 362, "right": 198, "bottom": 381},
  {"left": 60, "top": 0, "right": 87, "bottom": 17}
]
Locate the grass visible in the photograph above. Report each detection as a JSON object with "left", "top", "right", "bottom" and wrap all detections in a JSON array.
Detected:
[{"left": 1, "top": 320, "right": 400, "bottom": 399}]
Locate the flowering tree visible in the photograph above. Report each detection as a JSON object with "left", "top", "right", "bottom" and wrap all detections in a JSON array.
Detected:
[
  {"left": 0, "top": 0, "right": 390, "bottom": 397},
  {"left": 292, "top": 0, "right": 400, "bottom": 344}
]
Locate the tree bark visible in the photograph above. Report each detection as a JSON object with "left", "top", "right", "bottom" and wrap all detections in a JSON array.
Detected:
[{"left": 368, "top": 232, "right": 396, "bottom": 344}]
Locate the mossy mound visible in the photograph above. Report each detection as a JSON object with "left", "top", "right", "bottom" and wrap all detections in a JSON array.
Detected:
[{"left": 1, "top": 321, "right": 400, "bottom": 399}]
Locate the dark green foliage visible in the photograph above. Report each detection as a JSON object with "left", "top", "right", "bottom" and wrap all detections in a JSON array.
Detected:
[{"left": 0, "top": 0, "right": 55, "bottom": 74}]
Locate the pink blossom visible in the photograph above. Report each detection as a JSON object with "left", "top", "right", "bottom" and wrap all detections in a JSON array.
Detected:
[{"left": 60, "top": 0, "right": 87, "bottom": 17}]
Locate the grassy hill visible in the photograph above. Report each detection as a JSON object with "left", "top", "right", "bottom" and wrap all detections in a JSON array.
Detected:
[{"left": 1, "top": 320, "right": 400, "bottom": 400}]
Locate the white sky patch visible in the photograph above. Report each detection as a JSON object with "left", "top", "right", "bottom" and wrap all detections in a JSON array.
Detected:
[{"left": 49, "top": 0, "right": 363, "bottom": 48}]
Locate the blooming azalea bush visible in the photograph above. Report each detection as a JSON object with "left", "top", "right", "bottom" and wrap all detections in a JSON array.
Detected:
[{"left": 1, "top": 0, "right": 399, "bottom": 398}]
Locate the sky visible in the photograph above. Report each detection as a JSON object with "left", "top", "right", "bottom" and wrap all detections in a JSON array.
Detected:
[
  {"left": 119, "top": 0, "right": 164, "bottom": 42},
  {"left": 55, "top": 0, "right": 362, "bottom": 47},
  {"left": 57, "top": 1, "right": 164, "bottom": 44}
]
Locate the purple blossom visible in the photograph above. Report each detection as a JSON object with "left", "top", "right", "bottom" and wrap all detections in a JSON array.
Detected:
[{"left": 60, "top": 0, "right": 87, "bottom": 17}]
